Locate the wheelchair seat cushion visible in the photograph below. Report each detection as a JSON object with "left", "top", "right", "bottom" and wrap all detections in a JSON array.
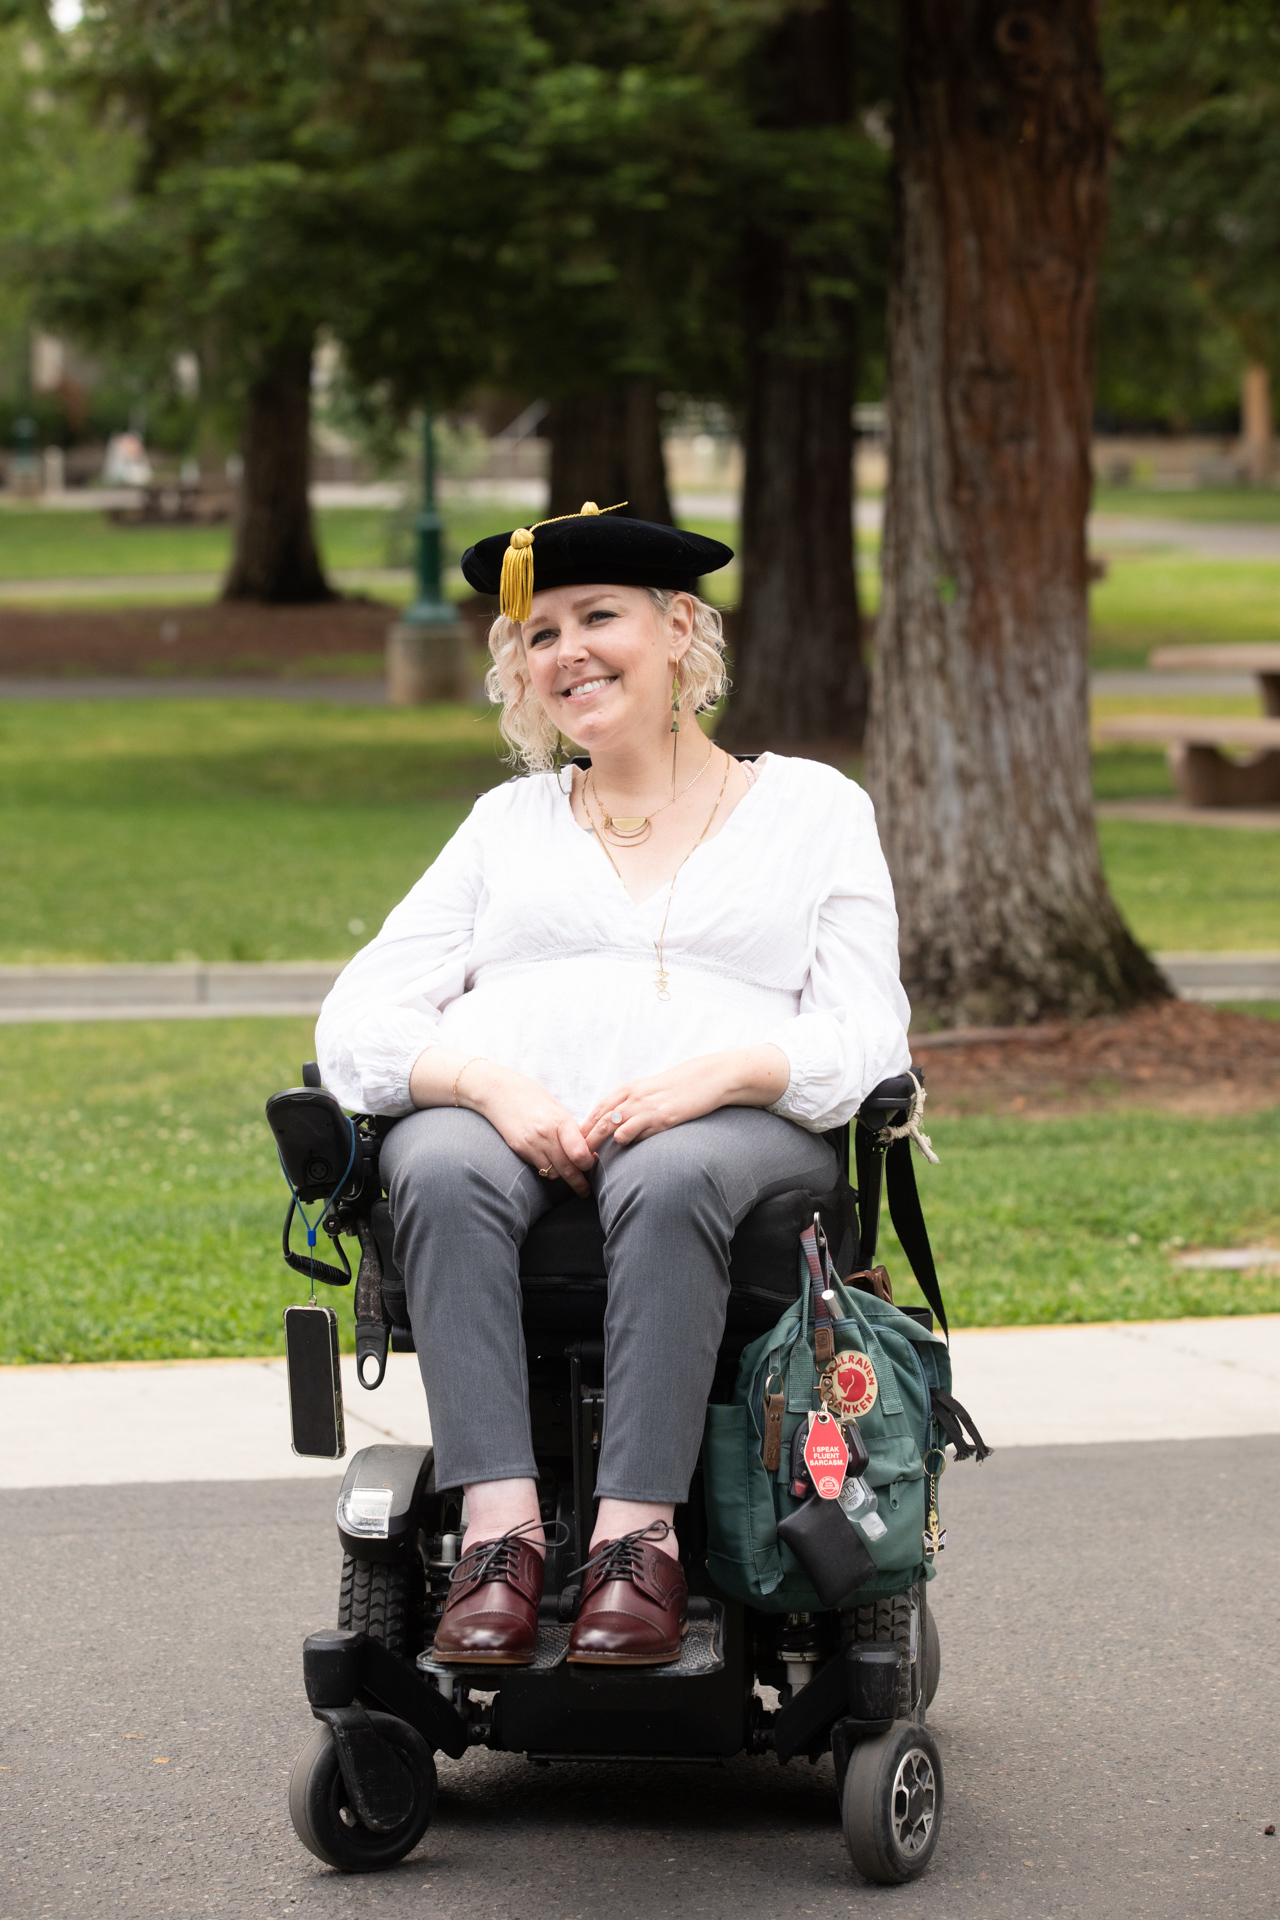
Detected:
[{"left": 372, "top": 1174, "right": 856, "bottom": 1345}]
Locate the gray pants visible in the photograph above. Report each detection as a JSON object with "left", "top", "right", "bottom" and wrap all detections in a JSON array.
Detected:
[{"left": 380, "top": 1106, "right": 836, "bottom": 1502}]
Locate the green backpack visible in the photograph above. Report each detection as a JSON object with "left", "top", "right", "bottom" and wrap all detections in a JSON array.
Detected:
[{"left": 701, "top": 1137, "right": 987, "bottom": 1614}]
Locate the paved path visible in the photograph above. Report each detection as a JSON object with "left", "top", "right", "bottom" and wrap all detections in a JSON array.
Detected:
[
  {"left": 3, "top": 1316, "right": 1277, "bottom": 1491},
  {"left": 2, "top": 1437, "right": 1275, "bottom": 1919},
  {"left": 1090, "top": 511, "right": 1280, "bottom": 561},
  {"left": 0, "top": 960, "right": 343, "bottom": 1024},
  {"left": 1097, "top": 800, "right": 1280, "bottom": 831},
  {"left": 0, "top": 670, "right": 1262, "bottom": 702},
  {"left": 4, "top": 952, "right": 1276, "bottom": 1022}
]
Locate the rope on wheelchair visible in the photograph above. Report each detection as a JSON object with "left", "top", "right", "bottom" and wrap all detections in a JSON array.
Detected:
[{"left": 872, "top": 1069, "right": 939, "bottom": 1164}]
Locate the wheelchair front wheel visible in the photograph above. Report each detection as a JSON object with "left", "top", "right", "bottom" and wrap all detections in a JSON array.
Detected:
[
  {"left": 289, "top": 1713, "right": 436, "bottom": 1872},
  {"left": 842, "top": 1720, "right": 943, "bottom": 1884}
]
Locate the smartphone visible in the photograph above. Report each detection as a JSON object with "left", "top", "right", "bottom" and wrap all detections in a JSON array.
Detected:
[{"left": 284, "top": 1303, "right": 346, "bottom": 1459}]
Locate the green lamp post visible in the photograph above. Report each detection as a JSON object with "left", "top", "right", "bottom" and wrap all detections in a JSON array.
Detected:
[
  {"left": 402, "top": 410, "right": 453, "bottom": 627},
  {"left": 386, "top": 409, "right": 470, "bottom": 704}
]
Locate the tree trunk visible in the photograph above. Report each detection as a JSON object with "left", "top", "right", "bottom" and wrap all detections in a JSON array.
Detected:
[
  {"left": 622, "top": 377, "right": 674, "bottom": 525},
  {"left": 546, "top": 379, "right": 672, "bottom": 524},
  {"left": 222, "top": 339, "right": 334, "bottom": 604},
  {"left": 718, "top": 0, "right": 867, "bottom": 756},
  {"left": 866, "top": 0, "right": 1168, "bottom": 1028}
]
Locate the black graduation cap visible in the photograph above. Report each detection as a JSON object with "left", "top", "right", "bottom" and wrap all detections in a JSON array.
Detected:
[{"left": 460, "top": 501, "right": 734, "bottom": 623}]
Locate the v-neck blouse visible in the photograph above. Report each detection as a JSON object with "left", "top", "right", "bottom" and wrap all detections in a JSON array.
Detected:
[{"left": 316, "top": 754, "right": 911, "bottom": 1132}]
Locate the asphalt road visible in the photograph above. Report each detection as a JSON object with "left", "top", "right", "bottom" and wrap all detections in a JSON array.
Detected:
[{"left": 2, "top": 1438, "right": 1277, "bottom": 1920}]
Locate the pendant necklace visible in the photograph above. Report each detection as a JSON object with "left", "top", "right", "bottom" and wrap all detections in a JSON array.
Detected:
[
  {"left": 586, "top": 744, "right": 714, "bottom": 847},
  {"left": 583, "top": 750, "right": 732, "bottom": 1001}
]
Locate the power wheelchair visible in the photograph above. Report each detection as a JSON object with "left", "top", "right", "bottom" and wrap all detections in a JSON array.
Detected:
[{"left": 267, "top": 1063, "right": 948, "bottom": 1884}]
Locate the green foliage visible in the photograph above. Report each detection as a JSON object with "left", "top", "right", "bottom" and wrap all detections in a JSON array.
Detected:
[
  {"left": 0, "top": 18, "right": 136, "bottom": 394},
  {"left": 1100, "top": 0, "right": 1280, "bottom": 421}
]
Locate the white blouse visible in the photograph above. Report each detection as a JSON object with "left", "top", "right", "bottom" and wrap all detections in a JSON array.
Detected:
[{"left": 316, "top": 753, "right": 912, "bottom": 1133}]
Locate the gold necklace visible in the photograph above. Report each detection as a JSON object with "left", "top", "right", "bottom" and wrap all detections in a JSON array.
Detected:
[
  {"left": 585, "top": 745, "right": 714, "bottom": 847},
  {"left": 584, "top": 750, "right": 732, "bottom": 1001}
]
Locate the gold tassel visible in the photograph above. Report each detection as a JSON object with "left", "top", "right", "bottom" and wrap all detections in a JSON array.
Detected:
[
  {"left": 498, "top": 501, "right": 626, "bottom": 624},
  {"left": 500, "top": 528, "right": 536, "bottom": 622}
]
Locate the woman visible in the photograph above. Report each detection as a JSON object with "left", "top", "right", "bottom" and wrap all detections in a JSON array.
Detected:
[{"left": 317, "top": 503, "right": 910, "bottom": 1668}]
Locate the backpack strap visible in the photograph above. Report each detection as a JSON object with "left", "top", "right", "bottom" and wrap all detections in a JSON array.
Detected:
[{"left": 855, "top": 1123, "right": 949, "bottom": 1342}]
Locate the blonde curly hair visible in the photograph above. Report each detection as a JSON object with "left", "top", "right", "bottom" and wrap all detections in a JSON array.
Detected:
[{"left": 484, "top": 587, "right": 728, "bottom": 773}]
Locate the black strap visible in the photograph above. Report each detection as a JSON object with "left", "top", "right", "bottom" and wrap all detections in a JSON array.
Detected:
[
  {"left": 281, "top": 1196, "right": 351, "bottom": 1288},
  {"left": 929, "top": 1388, "right": 991, "bottom": 1461},
  {"left": 884, "top": 1136, "right": 949, "bottom": 1339},
  {"left": 853, "top": 1125, "right": 883, "bottom": 1268},
  {"left": 854, "top": 1127, "right": 948, "bottom": 1340}
]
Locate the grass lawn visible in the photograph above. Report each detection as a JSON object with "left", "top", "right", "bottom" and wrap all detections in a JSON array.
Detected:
[
  {"left": 0, "top": 507, "right": 395, "bottom": 580},
  {"left": 0, "top": 502, "right": 740, "bottom": 597},
  {"left": 1096, "top": 819, "right": 1280, "bottom": 952},
  {"left": 2, "top": 1019, "right": 1276, "bottom": 1363},
  {"left": 0, "top": 700, "right": 503, "bottom": 962},
  {"left": 881, "top": 1104, "right": 1280, "bottom": 1332},
  {"left": 1089, "top": 553, "right": 1280, "bottom": 669},
  {"left": 1092, "top": 484, "right": 1280, "bottom": 523},
  {"left": 1, "top": 698, "right": 1276, "bottom": 961}
]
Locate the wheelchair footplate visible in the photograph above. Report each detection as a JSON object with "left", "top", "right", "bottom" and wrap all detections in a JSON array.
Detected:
[{"left": 418, "top": 1596, "right": 725, "bottom": 1681}]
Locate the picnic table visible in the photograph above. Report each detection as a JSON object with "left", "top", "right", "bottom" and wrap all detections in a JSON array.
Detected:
[{"left": 1095, "top": 643, "right": 1280, "bottom": 806}]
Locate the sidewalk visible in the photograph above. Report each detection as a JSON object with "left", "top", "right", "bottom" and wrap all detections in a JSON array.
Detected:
[
  {"left": 3, "top": 952, "right": 1275, "bottom": 1022},
  {"left": 2, "top": 1315, "right": 1277, "bottom": 1489}
]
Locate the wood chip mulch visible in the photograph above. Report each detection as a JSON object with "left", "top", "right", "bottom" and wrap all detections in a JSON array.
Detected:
[
  {"left": 0, "top": 600, "right": 396, "bottom": 677},
  {"left": 915, "top": 1000, "right": 1280, "bottom": 1117}
]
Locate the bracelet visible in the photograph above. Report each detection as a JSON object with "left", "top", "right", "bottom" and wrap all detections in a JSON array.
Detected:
[{"left": 452, "top": 1056, "right": 485, "bottom": 1108}]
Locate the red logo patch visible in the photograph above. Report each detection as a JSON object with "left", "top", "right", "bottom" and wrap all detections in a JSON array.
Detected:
[{"left": 826, "top": 1349, "right": 878, "bottom": 1419}]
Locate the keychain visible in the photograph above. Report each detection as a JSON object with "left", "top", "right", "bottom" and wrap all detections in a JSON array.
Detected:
[
  {"left": 803, "top": 1409, "right": 849, "bottom": 1500},
  {"left": 761, "top": 1371, "right": 785, "bottom": 1472},
  {"left": 922, "top": 1445, "right": 947, "bottom": 1558}
]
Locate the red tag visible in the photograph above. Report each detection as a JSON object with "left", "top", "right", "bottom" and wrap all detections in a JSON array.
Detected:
[{"left": 803, "top": 1410, "right": 849, "bottom": 1499}]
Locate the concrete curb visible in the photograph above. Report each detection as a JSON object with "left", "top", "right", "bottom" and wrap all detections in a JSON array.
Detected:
[
  {"left": 2, "top": 1315, "right": 1276, "bottom": 1489},
  {"left": 0, "top": 960, "right": 341, "bottom": 1023},
  {"left": 2, "top": 954, "right": 1277, "bottom": 1024}
]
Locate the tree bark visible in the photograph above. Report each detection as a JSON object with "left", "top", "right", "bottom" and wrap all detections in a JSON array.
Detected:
[
  {"left": 222, "top": 339, "right": 334, "bottom": 604},
  {"left": 546, "top": 378, "right": 673, "bottom": 524},
  {"left": 867, "top": 0, "right": 1167, "bottom": 1027},
  {"left": 718, "top": 0, "right": 867, "bottom": 756}
]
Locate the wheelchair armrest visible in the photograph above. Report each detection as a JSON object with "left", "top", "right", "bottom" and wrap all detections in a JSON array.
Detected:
[{"left": 856, "top": 1067, "right": 923, "bottom": 1132}]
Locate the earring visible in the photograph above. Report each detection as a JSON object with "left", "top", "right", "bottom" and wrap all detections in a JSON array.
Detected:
[{"left": 671, "top": 666, "right": 680, "bottom": 735}]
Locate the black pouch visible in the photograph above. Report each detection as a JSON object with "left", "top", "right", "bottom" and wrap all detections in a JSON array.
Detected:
[{"left": 776, "top": 1493, "right": 877, "bottom": 1609}]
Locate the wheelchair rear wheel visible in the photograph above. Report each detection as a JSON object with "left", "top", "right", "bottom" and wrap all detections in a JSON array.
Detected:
[
  {"left": 289, "top": 1713, "right": 436, "bottom": 1872},
  {"left": 841, "top": 1720, "right": 943, "bottom": 1884}
]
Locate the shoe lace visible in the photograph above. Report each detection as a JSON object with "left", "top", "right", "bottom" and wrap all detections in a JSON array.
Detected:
[
  {"left": 570, "top": 1519, "right": 672, "bottom": 1587},
  {"left": 449, "top": 1516, "right": 566, "bottom": 1587}
]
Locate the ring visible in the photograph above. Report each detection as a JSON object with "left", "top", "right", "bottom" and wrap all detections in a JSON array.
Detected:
[
  {"left": 537, "top": 1166, "right": 554, "bottom": 1178},
  {"left": 610, "top": 1109, "right": 624, "bottom": 1126}
]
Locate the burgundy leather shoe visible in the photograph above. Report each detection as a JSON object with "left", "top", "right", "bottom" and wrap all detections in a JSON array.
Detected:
[
  {"left": 567, "top": 1528, "right": 688, "bottom": 1666},
  {"left": 431, "top": 1528, "right": 544, "bottom": 1666}
]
